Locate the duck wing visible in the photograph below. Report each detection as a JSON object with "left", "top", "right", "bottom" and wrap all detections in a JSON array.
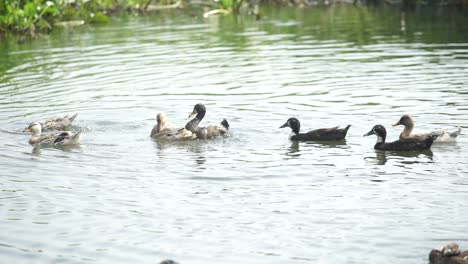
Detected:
[
  {"left": 400, "top": 131, "right": 432, "bottom": 141},
  {"left": 30, "top": 133, "right": 60, "bottom": 145},
  {"left": 41, "top": 114, "right": 77, "bottom": 130},
  {"left": 53, "top": 130, "right": 82, "bottom": 145},
  {"left": 53, "top": 132, "right": 73, "bottom": 144},
  {"left": 402, "top": 128, "right": 461, "bottom": 143},
  {"left": 205, "top": 119, "right": 230, "bottom": 139},
  {"left": 35, "top": 134, "right": 58, "bottom": 145},
  {"left": 41, "top": 120, "right": 58, "bottom": 130},
  {"left": 155, "top": 128, "right": 195, "bottom": 140},
  {"left": 300, "top": 125, "right": 351, "bottom": 141},
  {"left": 206, "top": 126, "right": 223, "bottom": 138},
  {"left": 380, "top": 136, "right": 436, "bottom": 151}
]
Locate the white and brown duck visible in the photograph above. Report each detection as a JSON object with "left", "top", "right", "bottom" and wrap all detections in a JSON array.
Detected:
[
  {"left": 393, "top": 115, "right": 461, "bottom": 143},
  {"left": 24, "top": 122, "right": 82, "bottom": 146},
  {"left": 429, "top": 242, "right": 468, "bottom": 264},
  {"left": 26, "top": 113, "right": 78, "bottom": 131}
]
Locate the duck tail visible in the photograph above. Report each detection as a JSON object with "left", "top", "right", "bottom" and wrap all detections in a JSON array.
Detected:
[
  {"left": 343, "top": 124, "right": 351, "bottom": 135},
  {"left": 72, "top": 128, "right": 84, "bottom": 142},
  {"left": 221, "top": 119, "right": 229, "bottom": 130},
  {"left": 69, "top": 113, "right": 78, "bottom": 123},
  {"left": 449, "top": 127, "right": 461, "bottom": 138},
  {"left": 428, "top": 133, "right": 439, "bottom": 144}
]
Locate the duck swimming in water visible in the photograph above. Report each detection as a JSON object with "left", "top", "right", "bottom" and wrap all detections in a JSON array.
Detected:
[
  {"left": 27, "top": 113, "right": 78, "bottom": 131},
  {"left": 150, "top": 112, "right": 196, "bottom": 141},
  {"left": 393, "top": 115, "right": 461, "bottom": 143},
  {"left": 159, "top": 260, "right": 179, "bottom": 264},
  {"left": 364, "top": 124, "right": 437, "bottom": 151},
  {"left": 185, "top": 103, "right": 229, "bottom": 140},
  {"left": 24, "top": 122, "right": 82, "bottom": 146},
  {"left": 279, "top": 117, "right": 350, "bottom": 141},
  {"left": 429, "top": 242, "right": 468, "bottom": 264}
]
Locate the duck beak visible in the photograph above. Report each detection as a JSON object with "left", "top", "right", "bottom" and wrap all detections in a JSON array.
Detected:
[
  {"left": 188, "top": 110, "right": 197, "bottom": 119},
  {"left": 392, "top": 121, "right": 400, "bottom": 127},
  {"left": 23, "top": 127, "right": 30, "bottom": 132},
  {"left": 279, "top": 122, "right": 289, "bottom": 129},
  {"left": 363, "top": 129, "right": 375, "bottom": 137}
]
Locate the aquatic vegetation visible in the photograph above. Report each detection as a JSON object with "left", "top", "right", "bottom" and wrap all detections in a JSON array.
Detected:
[
  {"left": 0, "top": 0, "right": 60, "bottom": 35},
  {"left": 1, "top": 0, "right": 465, "bottom": 37},
  {"left": 0, "top": 0, "right": 160, "bottom": 36},
  {"left": 202, "top": 0, "right": 246, "bottom": 18}
]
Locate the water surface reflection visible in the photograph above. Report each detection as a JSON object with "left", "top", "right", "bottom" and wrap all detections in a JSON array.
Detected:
[
  {"left": 0, "top": 6, "right": 468, "bottom": 264},
  {"left": 368, "top": 149, "right": 434, "bottom": 165}
]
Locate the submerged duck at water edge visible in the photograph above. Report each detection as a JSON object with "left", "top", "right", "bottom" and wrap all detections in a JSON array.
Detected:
[
  {"left": 364, "top": 124, "right": 437, "bottom": 151},
  {"left": 429, "top": 242, "right": 468, "bottom": 264},
  {"left": 26, "top": 113, "right": 78, "bottom": 131},
  {"left": 185, "top": 103, "right": 230, "bottom": 140},
  {"left": 279, "top": 117, "right": 350, "bottom": 141},
  {"left": 24, "top": 122, "right": 83, "bottom": 146},
  {"left": 393, "top": 114, "right": 461, "bottom": 143},
  {"left": 150, "top": 112, "right": 196, "bottom": 141}
]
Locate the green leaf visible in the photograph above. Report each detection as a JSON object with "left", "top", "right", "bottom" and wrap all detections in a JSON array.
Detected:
[
  {"left": 89, "top": 12, "right": 109, "bottom": 23},
  {"left": 16, "top": 9, "right": 25, "bottom": 17},
  {"left": 220, "top": 0, "right": 233, "bottom": 9},
  {"left": 24, "top": 3, "right": 37, "bottom": 18}
]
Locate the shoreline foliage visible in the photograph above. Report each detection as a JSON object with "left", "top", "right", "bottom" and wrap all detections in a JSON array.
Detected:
[{"left": 1, "top": 0, "right": 467, "bottom": 37}]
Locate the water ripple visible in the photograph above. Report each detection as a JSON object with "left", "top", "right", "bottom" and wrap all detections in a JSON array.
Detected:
[{"left": 1, "top": 7, "right": 468, "bottom": 264}]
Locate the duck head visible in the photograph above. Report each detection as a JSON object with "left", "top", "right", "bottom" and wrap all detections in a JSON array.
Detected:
[
  {"left": 156, "top": 113, "right": 167, "bottom": 131},
  {"left": 392, "top": 114, "right": 413, "bottom": 127},
  {"left": 23, "top": 122, "right": 42, "bottom": 136},
  {"left": 156, "top": 113, "right": 166, "bottom": 124},
  {"left": 280, "top": 118, "right": 300, "bottom": 135},
  {"left": 188, "top": 103, "right": 206, "bottom": 120},
  {"left": 363, "top": 124, "right": 387, "bottom": 143}
]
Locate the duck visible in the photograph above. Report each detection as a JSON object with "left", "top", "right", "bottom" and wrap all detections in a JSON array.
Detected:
[
  {"left": 184, "top": 103, "right": 230, "bottom": 140},
  {"left": 393, "top": 115, "right": 461, "bottom": 143},
  {"left": 159, "top": 260, "right": 179, "bottom": 264},
  {"left": 364, "top": 124, "right": 437, "bottom": 151},
  {"left": 150, "top": 112, "right": 196, "bottom": 141},
  {"left": 429, "top": 242, "right": 468, "bottom": 264},
  {"left": 28, "top": 113, "right": 78, "bottom": 131},
  {"left": 23, "top": 122, "right": 82, "bottom": 146},
  {"left": 279, "top": 117, "right": 350, "bottom": 141}
]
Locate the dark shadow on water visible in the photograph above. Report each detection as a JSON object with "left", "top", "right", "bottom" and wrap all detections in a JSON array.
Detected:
[
  {"left": 372, "top": 149, "right": 434, "bottom": 165},
  {"left": 285, "top": 140, "right": 349, "bottom": 158},
  {"left": 286, "top": 141, "right": 301, "bottom": 157},
  {"left": 31, "top": 145, "right": 42, "bottom": 156},
  {"left": 29, "top": 144, "right": 83, "bottom": 156},
  {"left": 304, "top": 140, "right": 349, "bottom": 149}
]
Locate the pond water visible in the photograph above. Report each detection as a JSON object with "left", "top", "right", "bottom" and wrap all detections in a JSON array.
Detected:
[{"left": 1, "top": 6, "right": 468, "bottom": 264}]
